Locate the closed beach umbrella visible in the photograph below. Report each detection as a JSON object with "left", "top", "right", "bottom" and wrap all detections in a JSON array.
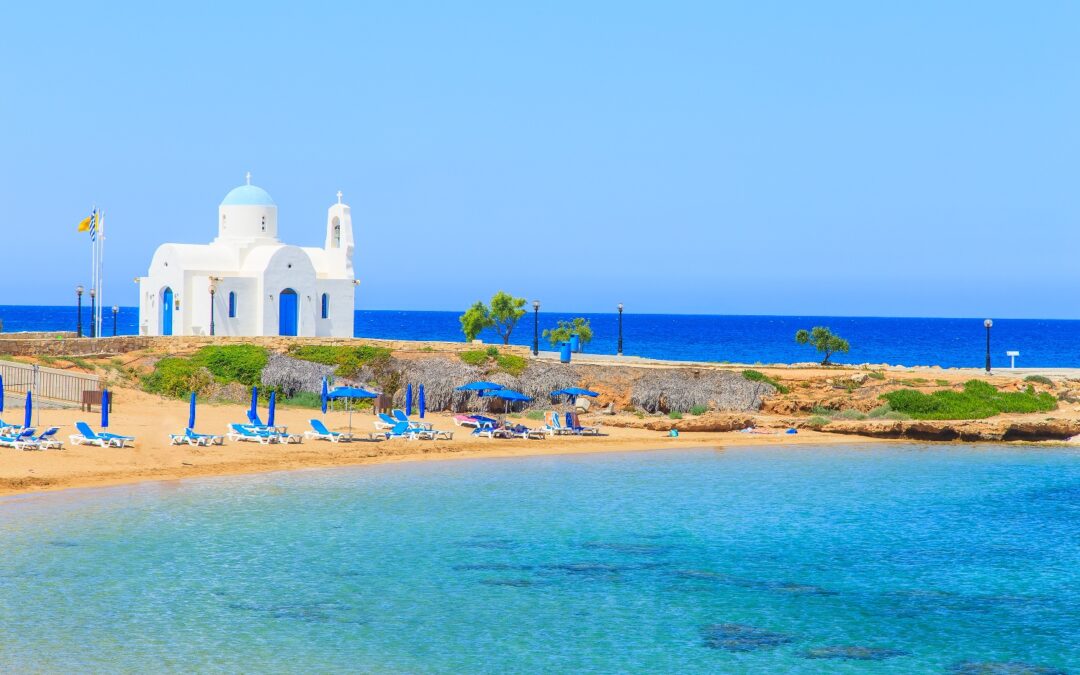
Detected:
[
  {"left": 321, "top": 377, "right": 328, "bottom": 414},
  {"left": 23, "top": 390, "right": 32, "bottom": 430},
  {"left": 405, "top": 382, "right": 413, "bottom": 416},
  {"left": 249, "top": 386, "right": 258, "bottom": 421},
  {"left": 418, "top": 384, "right": 426, "bottom": 419},
  {"left": 188, "top": 392, "right": 197, "bottom": 430},
  {"left": 268, "top": 391, "right": 277, "bottom": 428},
  {"left": 101, "top": 390, "right": 109, "bottom": 429},
  {"left": 0, "top": 375, "right": 5, "bottom": 413}
]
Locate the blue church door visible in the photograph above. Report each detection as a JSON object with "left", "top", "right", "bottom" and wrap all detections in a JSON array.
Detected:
[
  {"left": 279, "top": 289, "right": 298, "bottom": 336},
  {"left": 161, "top": 287, "right": 174, "bottom": 336}
]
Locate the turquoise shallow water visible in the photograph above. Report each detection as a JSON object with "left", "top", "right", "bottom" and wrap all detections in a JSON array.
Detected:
[{"left": 0, "top": 446, "right": 1077, "bottom": 673}]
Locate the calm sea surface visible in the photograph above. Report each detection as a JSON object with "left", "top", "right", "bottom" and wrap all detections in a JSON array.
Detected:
[
  {"left": 0, "top": 446, "right": 1076, "bottom": 673},
  {"left": 4, "top": 305, "right": 1080, "bottom": 367}
]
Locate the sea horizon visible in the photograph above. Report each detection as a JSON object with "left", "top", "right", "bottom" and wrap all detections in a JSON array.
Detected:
[{"left": 2, "top": 304, "right": 1078, "bottom": 368}]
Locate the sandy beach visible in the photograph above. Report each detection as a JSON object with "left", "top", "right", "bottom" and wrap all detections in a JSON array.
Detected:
[{"left": 0, "top": 384, "right": 876, "bottom": 498}]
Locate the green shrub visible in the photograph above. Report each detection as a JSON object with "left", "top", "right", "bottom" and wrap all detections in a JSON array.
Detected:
[
  {"left": 883, "top": 411, "right": 911, "bottom": 420},
  {"left": 836, "top": 409, "right": 867, "bottom": 420},
  {"left": 806, "top": 415, "right": 830, "bottom": 427},
  {"left": 287, "top": 345, "right": 392, "bottom": 377},
  {"left": 690, "top": 405, "right": 708, "bottom": 416},
  {"left": 668, "top": 411, "right": 683, "bottom": 420},
  {"left": 810, "top": 405, "right": 834, "bottom": 416},
  {"left": 495, "top": 353, "right": 528, "bottom": 377},
  {"left": 741, "top": 369, "right": 790, "bottom": 394},
  {"left": 458, "top": 350, "right": 488, "bottom": 367},
  {"left": 935, "top": 379, "right": 950, "bottom": 387},
  {"left": 1024, "top": 375, "right": 1053, "bottom": 385},
  {"left": 142, "top": 358, "right": 213, "bottom": 398},
  {"left": 191, "top": 345, "right": 268, "bottom": 385},
  {"left": 485, "top": 346, "right": 500, "bottom": 357},
  {"left": 867, "top": 404, "right": 892, "bottom": 418},
  {"left": 868, "top": 371, "right": 886, "bottom": 380},
  {"left": 526, "top": 410, "right": 546, "bottom": 421},
  {"left": 881, "top": 379, "right": 1057, "bottom": 420},
  {"left": 282, "top": 391, "right": 324, "bottom": 409}
]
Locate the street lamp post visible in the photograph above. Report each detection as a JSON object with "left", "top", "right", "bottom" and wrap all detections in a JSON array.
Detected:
[
  {"left": 209, "top": 278, "right": 219, "bottom": 336},
  {"left": 89, "top": 288, "right": 96, "bottom": 338},
  {"left": 617, "top": 303, "right": 624, "bottom": 356},
  {"left": 532, "top": 300, "right": 540, "bottom": 356},
  {"left": 111, "top": 306, "right": 119, "bottom": 336},
  {"left": 75, "top": 285, "right": 84, "bottom": 337},
  {"left": 984, "top": 319, "right": 993, "bottom": 374}
]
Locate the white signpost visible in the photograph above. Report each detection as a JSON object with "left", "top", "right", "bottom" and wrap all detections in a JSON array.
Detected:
[{"left": 1006, "top": 350, "right": 1020, "bottom": 369}]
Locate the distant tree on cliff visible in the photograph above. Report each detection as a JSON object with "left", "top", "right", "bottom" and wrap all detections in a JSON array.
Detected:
[
  {"left": 795, "top": 326, "right": 850, "bottom": 365},
  {"left": 458, "top": 292, "right": 527, "bottom": 344},
  {"left": 543, "top": 317, "right": 594, "bottom": 349}
]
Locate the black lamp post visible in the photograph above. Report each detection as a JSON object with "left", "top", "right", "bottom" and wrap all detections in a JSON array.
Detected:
[
  {"left": 984, "top": 319, "right": 993, "bottom": 374},
  {"left": 75, "top": 285, "right": 84, "bottom": 337},
  {"left": 617, "top": 303, "right": 624, "bottom": 356},
  {"left": 111, "top": 306, "right": 119, "bottom": 336},
  {"left": 532, "top": 300, "right": 540, "bottom": 356},
  {"left": 209, "top": 278, "right": 219, "bottom": 336}
]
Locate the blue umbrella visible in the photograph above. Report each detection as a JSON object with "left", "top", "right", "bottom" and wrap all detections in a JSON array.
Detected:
[
  {"left": 418, "top": 384, "right": 426, "bottom": 419},
  {"left": 23, "top": 390, "right": 32, "bottom": 430},
  {"left": 405, "top": 382, "right": 413, "bottom": 417},
  {"left": 0, "top": 374, "right": 5, "bottom": 413},
  {"left": 101, "top": 389, "right": 109, "bottom": 429},
  {"left": 484, "top": 388, "right": 531, "bottom": 414},
  {"left": 188, "top": 392, "right": 197, "bottom": 430},
  {"left": 551, "top": 387, "right": 599, "bottom": 398},
  {"left": 321, "top": 377, "right": 328, "bottom": 414},
  {"left": 268, "top": 391, "right": 277, "bottom": 428},
  {"left": 249, "top": 386, "right": 258, "bottom": 422},
  {"left": 327, "top": 386, "right": 379, "bottom": 434}
]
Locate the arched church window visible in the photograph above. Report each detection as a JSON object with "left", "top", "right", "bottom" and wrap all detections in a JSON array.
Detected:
[
  {"left": 321, "top": 293, "right": 329, "bottom": 319},
  {"left": 228, "top": 291, "right": 237, "bottom": 318},
  {"left": 331, "top": 217, "right": 341, "bottom": 248}
]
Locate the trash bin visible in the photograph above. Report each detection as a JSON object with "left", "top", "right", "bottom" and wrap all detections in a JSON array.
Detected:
[
  {"left": 569, "top": 334, "right": 580, "bottom": 353},
  {"left": 560, "top": 342, "right": 572, "bottom": 363}
]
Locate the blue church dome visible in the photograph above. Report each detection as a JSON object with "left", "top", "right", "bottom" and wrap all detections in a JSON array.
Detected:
[{"left": 221, "top": 184, "right": 275, "bottom": 206}]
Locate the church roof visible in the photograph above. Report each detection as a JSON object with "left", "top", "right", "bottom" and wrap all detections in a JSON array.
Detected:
[{"left": 221, "top": 184, "right": 276, "bottom": 207}]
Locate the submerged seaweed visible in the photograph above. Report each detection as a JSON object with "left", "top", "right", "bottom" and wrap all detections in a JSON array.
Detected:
[
  {"left": 950, "top": 662, "right": 1069, "bottom": 675},
  {"left": 674, "top": 569, "right": 837, "bottom": 596},
  {"left": 581, "top": 542, "right": 670, "bottom": 555},
  {"left": 453, "top": 563, "right": 535, "bottom": 571},
  {"left": 803, "top": 645, "right": 909, "bottom": 661},
  {"left": 701, "top": 623, "right": 794, "bottom": 651},
  {"left": 479, "top": 578, "right": 533, "bottom": 587}
]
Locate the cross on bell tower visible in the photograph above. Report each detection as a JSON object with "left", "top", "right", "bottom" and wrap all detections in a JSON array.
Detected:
[{"left": 337, "top": 190, "right": 343, "bottom": 204}]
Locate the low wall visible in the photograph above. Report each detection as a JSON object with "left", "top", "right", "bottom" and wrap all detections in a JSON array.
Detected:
[{"left": 0, "top": 334, "right": 533, "bottom": 359}]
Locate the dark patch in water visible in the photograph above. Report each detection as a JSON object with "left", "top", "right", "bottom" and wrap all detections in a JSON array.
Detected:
[
  {"left": 456, "top": 538, "right": 517, "bottom": 550},
  {"left": 674, "top": 570, "right": 837, "bottom": 596},
  {"left": 453, "top": 563, "right": 535, "bottom": 571},
  {"left": 226, "top": 599, "right": 364, "bottom": 624},
  {"left": 950, "top": 662, "right": 1069, "bottom": 675},
  {"left": 479, "top": 578, "right": 533, "bottom": 587},
  {"left": 887, "top": 589, "right": 1053, "bottom": 616},
  {"left": 701, "top": 623, "right": 793, "bottom": 652},
  {"left": 541, "top": 562, "right": 667, "bottom": 575},
  {"left": 582, "top": 542, "right": 670, "bottom": 555},
  {"left": 803, "top": 645, "right": 909, "bottom": 661},
  {"left": 47, "top": 541, "right": 79, "bottom": 548}
]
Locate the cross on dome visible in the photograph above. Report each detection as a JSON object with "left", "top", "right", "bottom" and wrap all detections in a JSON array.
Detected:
[{"left": 245, "top": 171, "right": 252, "bottom": 185}]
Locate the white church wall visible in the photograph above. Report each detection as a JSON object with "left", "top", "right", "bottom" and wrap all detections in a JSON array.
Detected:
[
  {"left": 261, "top": 247, "right": 319, "bottom": 336},
  {"left": 315, "top": 279, "right": 355, "bottom": 337},
  {"left": 210, "top": 277, "right": 259, "bottom": 337}
]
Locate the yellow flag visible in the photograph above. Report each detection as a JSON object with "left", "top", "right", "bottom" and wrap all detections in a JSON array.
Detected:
[{"left": 77, "top": 215, "right": 92, "bottom": 232}]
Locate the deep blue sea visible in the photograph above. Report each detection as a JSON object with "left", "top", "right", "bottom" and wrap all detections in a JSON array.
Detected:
[
  {"left": 0, "top": 446, "right": 1076, "bottom": 673},
  {"left": 3, "top": 305, "right": 1080, "bottom": 367}
]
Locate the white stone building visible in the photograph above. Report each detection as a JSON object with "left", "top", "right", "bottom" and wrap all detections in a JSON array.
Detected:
[{"left": 138, "top": 175, "right": 356, "bottom": 337}]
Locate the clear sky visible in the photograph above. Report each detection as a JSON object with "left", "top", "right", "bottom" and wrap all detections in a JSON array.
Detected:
[{"left": 1, "top": 1, "right": 1077, "bottom": 317}]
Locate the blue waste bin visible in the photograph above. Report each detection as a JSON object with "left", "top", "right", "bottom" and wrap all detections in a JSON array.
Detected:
[
  {"left": 560, "top": 342, "right": 572, "bottom": 363},
  {"left": 569, "top": 334, "right": 580, "bottom": 353}
]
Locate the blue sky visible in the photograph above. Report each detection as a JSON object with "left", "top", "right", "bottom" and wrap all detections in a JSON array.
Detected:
[{"left": 1, "top": 1, "right": 1077, "bottom": 317}]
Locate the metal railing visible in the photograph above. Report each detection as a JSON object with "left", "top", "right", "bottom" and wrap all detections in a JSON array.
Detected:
[{"left": 0, "top": 360, "right": 100, "bottom": 404}]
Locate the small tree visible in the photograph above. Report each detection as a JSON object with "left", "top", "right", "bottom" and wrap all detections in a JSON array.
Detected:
[
  {"left": 459, "top": 301, "right": 491, "bottom": 342},
  {"left": 543, "top": 317, "right": 594, "bottom": 349},
  {"left": 488, "top": 291, "right": 526, "bottom": 345},
  {"left": 795, "top": 326, "right": 850, "bottom": 365}
]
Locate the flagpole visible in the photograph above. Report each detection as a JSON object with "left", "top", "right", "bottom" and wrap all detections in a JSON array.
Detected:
[
  {"left": 91, "top": 208, "right": 97, "bottom": 337},
  {"left": 98, "top": 211, "right": 105, "bottom": 338}
]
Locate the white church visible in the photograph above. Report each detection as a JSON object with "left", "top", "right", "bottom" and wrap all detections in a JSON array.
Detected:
[{"left": 138, "top": 175, "right": 356, "bottom": 337}]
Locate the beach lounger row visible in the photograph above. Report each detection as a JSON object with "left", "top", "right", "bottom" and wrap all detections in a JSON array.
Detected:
[
  {"left": 542, "top": 412, "right": 599, "bottom": 436},
  {"left": 0, "top": 426, "right": 63, "bottom": 450}
]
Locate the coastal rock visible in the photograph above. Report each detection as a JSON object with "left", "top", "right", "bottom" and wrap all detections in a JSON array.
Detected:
[
  {"left": 642, "top": 414, "right": 754, "bottom": 432},
  {"left": 814, "top": 418, "right": 1080, "bottom": 442}
]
